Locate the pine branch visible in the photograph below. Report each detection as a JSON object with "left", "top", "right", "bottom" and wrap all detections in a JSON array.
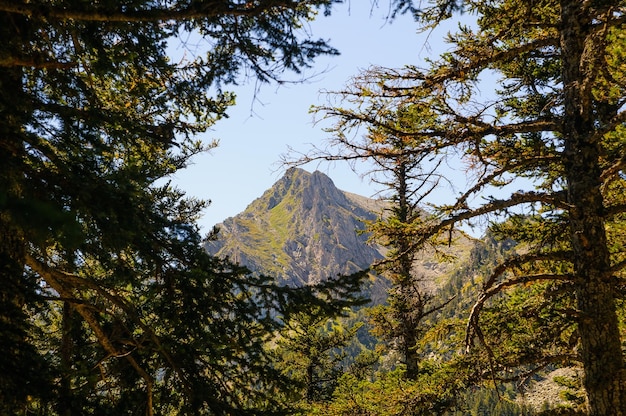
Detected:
[
  {"left": 0, "top": 55, "right": 77, "bottom": 69},
  {"left": 0, "top": 0, "right": 304, "bottom": 22},
  {"left": 408, "top": 191, "right": 568, "bottom": 253},
  {"left": 26, "top": 254, "right": 156, "bottom": 416},
  {"left": 380, "top": 36, "right": 560, "bottom": 93}
]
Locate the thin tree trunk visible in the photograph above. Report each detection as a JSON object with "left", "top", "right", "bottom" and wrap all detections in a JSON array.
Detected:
[
  {"left": 392, "top": 160, "right": 423, "bottom": 380},
  {"left": 560, "top": 2, "right": 626, "bottom": 413},
  {"left": 58, "top": 301, "right": 74, "bottom": 416}
]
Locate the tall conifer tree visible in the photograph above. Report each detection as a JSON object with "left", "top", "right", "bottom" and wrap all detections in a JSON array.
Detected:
[{"left": 0, "top": 1, "right": 362, "bottom": 414}]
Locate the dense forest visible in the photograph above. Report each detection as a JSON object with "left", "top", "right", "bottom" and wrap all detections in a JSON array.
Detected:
[{"left": 2, "top": 1, "right": 626, "bottom": 415}]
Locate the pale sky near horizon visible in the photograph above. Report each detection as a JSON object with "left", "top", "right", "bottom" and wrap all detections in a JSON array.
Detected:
[{"left": 170, "top": 2, "right": 457, "bottom": 234}]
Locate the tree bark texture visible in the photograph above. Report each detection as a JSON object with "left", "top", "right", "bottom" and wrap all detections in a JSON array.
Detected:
[
  {"left": 560, "top": 2, "right": 626, "bottom": 414},
  {"left": 0, "top": 217, "right": 30, "bottom": 411},
  {"left": 394, "top": 160, "right": 422, "bottom": 380},
  {"left": 0, "top": 11, "right": 51, "bottom": 410}
]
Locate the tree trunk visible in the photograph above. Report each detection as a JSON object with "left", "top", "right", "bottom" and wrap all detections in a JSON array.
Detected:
[
  {"left": 58, "top": 302, "right": 75, "bottom": 416},
  {"left": 0, "top": 216, "right": 40, "bottom": 412},
  {"left": 560, "top": 2, "right": 626, "bottom": 413},
  {"left": 0, "top": 12, "right": 51, "bottom": 410},
  {"left": 0, "top": 14, "right": 27, "bottom": 408},
  {"left": 394, "top": 160, "right": 422, "bottom": 380}
]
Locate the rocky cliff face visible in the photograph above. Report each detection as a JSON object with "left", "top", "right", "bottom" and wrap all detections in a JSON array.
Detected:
[{"left": 205, "top": 168, "right": 387, "bottom": 287}]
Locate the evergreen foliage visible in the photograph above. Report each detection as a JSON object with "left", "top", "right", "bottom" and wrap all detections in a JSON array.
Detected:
[
  {"left": 447, "top": 387, "right": 534, "bottom": 416},
  {"left": 0, "top": 1, "right": 367, "bottom": 414},
  {"left": 290, "top": 0, "right": 626, "bottom": 413},
  {"left": 273, "top": 307, "right": 364, "bottom": 405}
]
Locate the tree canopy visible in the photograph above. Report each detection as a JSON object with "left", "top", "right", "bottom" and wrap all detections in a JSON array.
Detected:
[
  {"left": 0, "top": 1, "right": 371, "bottom": 414},
  {"left": 292, "top": 0, "right": 626, "bottom": 413}
]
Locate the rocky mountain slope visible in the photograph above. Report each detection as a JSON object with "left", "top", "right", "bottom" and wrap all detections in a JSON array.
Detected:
[{"left": 205, "top": 168, "right": 387, "bottom": 287}]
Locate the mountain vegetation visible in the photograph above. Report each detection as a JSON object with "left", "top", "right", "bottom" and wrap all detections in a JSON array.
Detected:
[
  {"left": 205, "top": 168, "right": 387, "bottom": 287},
  {"left": 290, "top": 0, "right": 626, "bottom": 414},
  {"left": 3, "top": 0, "right": 626, "bottom": 415},
  {"left": 0, "top": 1, "right": 366, "bottom": 414},
  {"left": 208, "top": 168, "right": 584, "bottom": 414}
]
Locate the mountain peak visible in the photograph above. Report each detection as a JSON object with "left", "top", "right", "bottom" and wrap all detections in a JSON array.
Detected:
[
  {"left": 265, "top": 168, "right": 348, "bottom": 211},
  {"left": 205, "top": 168, "right": 385, "bottom": 287}
]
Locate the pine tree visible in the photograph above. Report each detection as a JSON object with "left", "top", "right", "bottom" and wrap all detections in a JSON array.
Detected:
[
  {"left": 292, "top": 0, "right": 626, "bottom": 413},
  {"left": 358, "top": 128, "right": 457, "bottom": 380},
  {"left": 274, "top": 308, "right": 363, "bottom": 406},
  {"left": 0, "top": 1, "right": 357, "bottom": 414}
]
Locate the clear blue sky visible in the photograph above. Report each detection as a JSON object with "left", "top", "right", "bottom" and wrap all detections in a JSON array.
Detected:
[{"left": 171, "top": 2, "right": 454, "bottom": 233}]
